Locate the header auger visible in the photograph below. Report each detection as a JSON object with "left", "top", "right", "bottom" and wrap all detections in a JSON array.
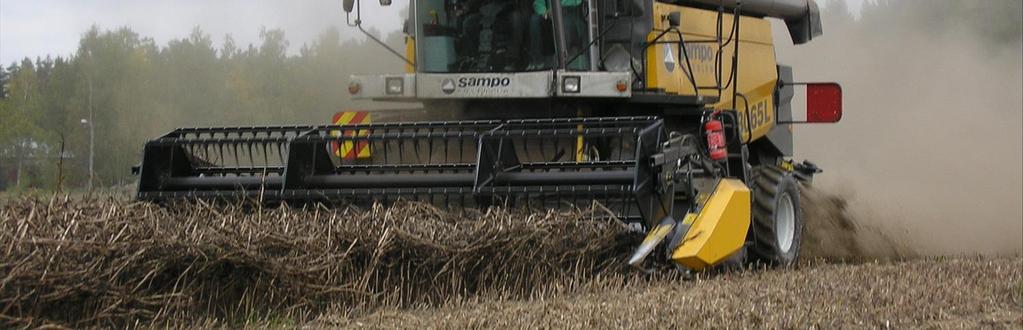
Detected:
[{"left": 136, "top": 0, "right": 842, "bottom": 271}]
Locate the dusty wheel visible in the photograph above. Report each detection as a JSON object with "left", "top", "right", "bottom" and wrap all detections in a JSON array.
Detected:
[{"left": 749, "top": 165, "right": 803, "bottom": 266}]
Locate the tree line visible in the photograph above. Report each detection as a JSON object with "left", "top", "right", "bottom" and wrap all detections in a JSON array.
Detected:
[{"left": 0, "top": 26, "right": 404, "bottom": 190}]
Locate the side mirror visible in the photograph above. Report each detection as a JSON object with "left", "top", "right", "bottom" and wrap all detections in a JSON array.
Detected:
[
  {"left": 667, "top": 12, "right": 681, "bottom": 28},
  {"left": 379, "top": 0, "right": 391, "bottom": 6},
  {"left": 343, "top": 0, "right": 356, "bottom": 13}
]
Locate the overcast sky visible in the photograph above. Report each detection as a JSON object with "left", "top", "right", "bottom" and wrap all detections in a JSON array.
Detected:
[
  {"left": 0, "top": 0, "right": 407, "bottom": 65},
  {"left": 0, "top": 0, "right": 863, "bottom": 66}
]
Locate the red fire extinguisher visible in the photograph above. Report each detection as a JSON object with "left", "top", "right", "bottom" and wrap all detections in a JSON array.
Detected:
[{"left": 705, "top": 119, "right": 727, "bottom": 161}]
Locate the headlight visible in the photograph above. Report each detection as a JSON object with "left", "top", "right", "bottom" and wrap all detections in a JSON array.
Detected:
[
  {"left": 562, "top": 76, "right": 581, "bottom": 94},
  {"left": 386, "top": 77, "right": 404, "bottom": 95}
]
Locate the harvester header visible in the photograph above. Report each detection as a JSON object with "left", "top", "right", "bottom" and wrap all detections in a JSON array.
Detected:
[{"left": 137, "top": 117, "right": 686, "bottom": 229}]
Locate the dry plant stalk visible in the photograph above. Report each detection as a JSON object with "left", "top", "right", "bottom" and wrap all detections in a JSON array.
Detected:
[{"left": 0, "top": 196, "right": 639, "bottom": 328}]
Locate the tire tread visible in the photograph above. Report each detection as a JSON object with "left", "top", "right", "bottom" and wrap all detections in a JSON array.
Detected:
[{"left": 748, "top": 165, "right": 802, "bottom": 266}]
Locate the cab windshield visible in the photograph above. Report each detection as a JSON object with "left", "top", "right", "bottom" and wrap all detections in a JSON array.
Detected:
[{"left": 416, "top": 0, "right": 588, "bottom": 73}]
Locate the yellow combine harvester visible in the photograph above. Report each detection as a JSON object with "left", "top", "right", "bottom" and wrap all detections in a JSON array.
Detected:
[{"left": 135, "top": 0, "right": 842, "bottom": 270}]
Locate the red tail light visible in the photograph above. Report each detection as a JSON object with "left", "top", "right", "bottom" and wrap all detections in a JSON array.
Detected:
[
  {"left": 777, "top": 82, "right": 844, "bottom": 124},
  {"left": 704, "top": 119, "right": 727, "bottom": 161},
  {"left": 806, "top": 83, "right": 842, "bottom": 123}
]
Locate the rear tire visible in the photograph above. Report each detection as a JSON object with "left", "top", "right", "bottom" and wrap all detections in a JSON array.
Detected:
[{"left": 749, "top": 166, "right": 803, "bottom": 266}]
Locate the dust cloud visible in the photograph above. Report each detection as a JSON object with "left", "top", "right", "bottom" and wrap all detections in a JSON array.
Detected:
[
  {"left": 774, "top": 6, "right": 1023, "bottom": 256},
  {"left": 800, "top": 186, "right": 913, "bottom": 260}
]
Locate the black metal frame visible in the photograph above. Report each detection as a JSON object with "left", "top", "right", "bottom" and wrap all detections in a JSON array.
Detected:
[{"left": 137, "top": 117, "right": 696, "bottom": 227}]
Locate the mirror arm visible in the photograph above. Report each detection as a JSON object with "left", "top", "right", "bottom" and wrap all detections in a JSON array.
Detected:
[
  {"left": 357, "top": 24, "right": 415, "bottom": 66},
  {"left": 346, "top": 0, "right": 414, "bottom": 66}
]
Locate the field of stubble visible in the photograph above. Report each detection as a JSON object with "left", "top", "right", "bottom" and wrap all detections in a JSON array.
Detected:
[{"left": 1, "top": 190, "right": 1019, "bottom": 328}]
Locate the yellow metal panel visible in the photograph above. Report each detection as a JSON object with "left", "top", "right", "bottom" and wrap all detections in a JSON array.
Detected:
[
  {"left": 718, "top": 83, "right": 777, "bottom": 142},
  {"left": 405, "top": 36, "right": 416, "bottom": 73},
  {"left": 674, "top": 6, "right": 774, "bottom": 44},
  {"left": 576, "top": 109, "right": 585, "bottom": 162},
  {"left": 681, "top": 212, "right": 698, "bottom": 226},
  {"left": 332, "top": 111, "right": 373, "bottom": 160},
  {"left": 671, "top": 179, "right": 751, "bottom": 271},
  {"left": 645, "top": 3, "right": 685, "bottom": 94},
  {"left": 643, "top": 4, "right": 780, "bottom": 142}
]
